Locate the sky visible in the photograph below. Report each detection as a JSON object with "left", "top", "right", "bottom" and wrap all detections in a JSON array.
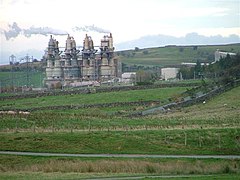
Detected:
[{"left": 0, "top": 0, "right": 240, "bottom": 63}]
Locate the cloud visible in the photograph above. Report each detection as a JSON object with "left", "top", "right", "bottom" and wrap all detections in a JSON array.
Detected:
[
  {"left": 2, "top": 22, "right": 68, "bottom": 40},
  {"left": 72, "top": 25, "right": 110, "bottom": 33}
]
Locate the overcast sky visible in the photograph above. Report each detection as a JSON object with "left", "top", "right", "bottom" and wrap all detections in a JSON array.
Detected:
[{"left": 0, "top": 0, "right": 239, "bottom": 60}]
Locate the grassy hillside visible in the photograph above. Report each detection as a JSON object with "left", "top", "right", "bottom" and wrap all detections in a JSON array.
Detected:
[
  {"left": 0, "top": 44, "right": 239, "bottom": 89},
  {"left": 0, "top": 86, "right": 239, "bottom": 153},
  {"left": 0, "top": 85, "right": 240, "bottom": 178},
  {"left": 0, "top": 87, "right": 187, "bottom": 110},
  {"left": 118, "top": 44, "right": 240, "bottom": 66}
]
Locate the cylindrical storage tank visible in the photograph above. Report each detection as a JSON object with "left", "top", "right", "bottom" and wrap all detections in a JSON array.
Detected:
[
  {"left": 66, "top": 35, "right": 72, "bottom": 51},
  {"left": 84, "top": 34, "right": 89, "bottom": 50},
  {"left": 72, "top": 38, "right": 76, "bottom": 49}
]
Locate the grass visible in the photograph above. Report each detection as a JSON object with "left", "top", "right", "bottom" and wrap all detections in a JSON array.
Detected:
[
  {"left": 152, "top": 85, "right": 240, "bottom": 128},
  {"left": 1, "top": 86, "right": 239, "bottom": 132},
  {"left": 0, "top": 155, "right": 239, "bottom": 178},
  {"left": 0, "top": 128, "right": 239, "bottom": 155},
  {"left": 0, "top": 80, "right": 240, "bottom": 177},
  {"left": 0, "top": 87, "right": 188, "bottom": 110},
  {"left": 0, "top": 71, "right": 45, "bottom": 88},
  {"left": 0, "top": 86, "right": 239, "bottom": 156},
  {"left": 119, "top": 44, "right": 240, "bottom": 66}
]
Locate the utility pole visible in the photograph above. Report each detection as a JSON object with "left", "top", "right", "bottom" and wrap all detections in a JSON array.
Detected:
[
  {"left": 26, "top": 55, "right": 30, "bottom": 88},
  {"left": 9, "top": 55, "right": 16, "bottom": 91},
  {"left": 24, "top": 54, "right": 31, "bottom": 88}
]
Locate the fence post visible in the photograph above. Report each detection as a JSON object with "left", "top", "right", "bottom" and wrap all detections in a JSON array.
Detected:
[
  {"left": 184, "top": 132, "right": 187, "bottom": 146},
  {"left": 52, "top": 119, "right": 54, "bottom": 133},
  {"left": 218, "top": 134, "right": 221, "bottom": 148},
  {"left": 88, "top": 120, "right": 91, "bottom": 132},
  {"left": 199, "top": 135, "right": 202, "bottom": 147},
  {"left": 164, "top": 131, "right": 168, "bottom": 144},
  {"left": 15, "top": 117, "right": 18, "bottom": 133},
  {"left": 33, "top": 121, "right": 36, "bottom": 133}
]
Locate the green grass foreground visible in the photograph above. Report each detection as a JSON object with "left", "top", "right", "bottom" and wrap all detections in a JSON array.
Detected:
[
  {"left": 0, "top": 128, "right": 239, "bottom": 155},
  {"left": 0, "top": 155, "right": 239, "bottom": 179},
  {"left": 0, "top": 85, "right": 240, "bottom": 178}
]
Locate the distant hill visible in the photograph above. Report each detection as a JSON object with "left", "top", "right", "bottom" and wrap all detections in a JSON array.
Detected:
[
  {"left": 115, "top": 33, "right": 240, "bottom": 50},
  {"left": 1, "top": 44, "right": 240, "bottom": 69},
  {"left": 116, "top": 43, "right": 240, "bottom": 67}
]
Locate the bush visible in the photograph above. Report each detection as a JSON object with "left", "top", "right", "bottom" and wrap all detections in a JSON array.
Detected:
[
  {"left": 135, "top": 47, "right": 140, "bottom": 51},
  {"left": 143, "top": 50, "right": 149, "bottom": 54},
  {"left": 136, "top": 81, "right": 154, "bottom": 86}
]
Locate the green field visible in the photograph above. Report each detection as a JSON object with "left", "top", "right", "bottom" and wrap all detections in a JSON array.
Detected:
[
  {"left": 0, "top": 71, "right": 45, "bottom": 88},
  {"left": 0, "top": 128, "right": 239, "bottom": 155},
  {"left": 0, "top": 87, "right": 187, "bottom": 110},
  {"left": 0, "top": 85, "right": 240, "bottom": 178},
  {"left": 119, "top": 44, "right": 240, "bottom": 66}
]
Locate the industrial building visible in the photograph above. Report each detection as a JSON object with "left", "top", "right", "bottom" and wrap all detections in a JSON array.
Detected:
[
  {"left": 214, "top": 49, "right": 236, "bottom": 63},
  {"left": 161, "top": 67, "right": 179, "bottom": 80},
  {"left": 44, "top": 33, "right": 121, "bottom": 88}
]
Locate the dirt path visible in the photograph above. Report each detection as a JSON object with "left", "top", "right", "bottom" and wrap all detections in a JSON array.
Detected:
[{"left": 0, "top": 151, "right": 239, "bottom": 159}]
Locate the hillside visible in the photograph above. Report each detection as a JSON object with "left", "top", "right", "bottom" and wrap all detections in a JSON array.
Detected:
[
  {"left": 117, "top": 43, "right": 240, "bottom": 67},
  {"left": 0, "top": 43, "right": 239, "bottom": 88},
  {"left": 0, "top": 84, "right": 239, "bottom": 178}
]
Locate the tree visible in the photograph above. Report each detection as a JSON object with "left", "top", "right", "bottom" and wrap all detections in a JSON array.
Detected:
[
  {"left": 33, "top": 59, "right": 38, "bottom": 62},
  {"left": 142, "top": 50, "right": 149, "bottom": 55},
  {"left": 136, "top": 70, "right": 154, "bottom": 85},
  {"left": 135, "top": 47, "right": 140, "bottom": 51},
  {"left": 179, "top": 47, "right": 184, "bottom": 52},
  {"left": 194, "top": 59, "right": 202, "bottom": 78},
  {"left": 193, "top": 46, "right": 198, "bottom": 50},
  {"left": 179, "top": 66, "right": 194, "bottom": 79}
]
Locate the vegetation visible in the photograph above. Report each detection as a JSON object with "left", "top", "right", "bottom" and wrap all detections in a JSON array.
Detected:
[
  {"left": 0, "top": 155, "right": 239, "bottom": 179},
  {"left": 0, "top": 128, "right": 239, "bottom": 155},
  {"left": 0, "top": 71, "right": 45, "bottom": 89},
  {"left": 1, "top": 44, "right": 240, "bottom": 178},
  {"left": 0, "top": 87, "right": 187, "bottom": 110},
  {"left": 0, "top": 86, "right": 239, "bottom": 155},
  {"left": 179, "top": 53, "right": 240, "bottom": 80},
  {"left": 118, "top": 44, "right": 240, "bottom": 67}
]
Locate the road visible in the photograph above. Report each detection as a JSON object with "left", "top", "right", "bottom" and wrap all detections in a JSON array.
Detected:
[
  {"left": 0, "top": 151, "right": 239, "bottom": 159},
  {"left": 84, "top": 175, "right": 215, "bottom": 180}
]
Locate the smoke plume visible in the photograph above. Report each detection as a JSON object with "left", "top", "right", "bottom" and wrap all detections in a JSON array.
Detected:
[
  {"left": 73, "top": 25, "right": 110, "bottom": 33},
  {"left": 2, "top": 22, "right": 68, "bottom": 40},
  {"left": 23, "top": 26, "right": 68, "bottom": 37},
  {"left": 4, "top": 22, "right": 22, "bottom": 40}
]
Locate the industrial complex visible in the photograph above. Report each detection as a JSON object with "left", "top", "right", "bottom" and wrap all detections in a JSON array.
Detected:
[{"left": 44, "top": 33, "right": 121, "bottom": 88}]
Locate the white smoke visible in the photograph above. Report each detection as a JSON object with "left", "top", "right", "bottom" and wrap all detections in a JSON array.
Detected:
[
  {"left": 24, "top": 26, "right": 68, "bottom": 37},
  {"left": 4, "top": 22, "right": 22, "bottom": 40},
  {"left": 73, "top": 25, "right": 110, "bottom": 33},
  {"left": 2, "top": 22, "right": 68, "bottom": 40}
]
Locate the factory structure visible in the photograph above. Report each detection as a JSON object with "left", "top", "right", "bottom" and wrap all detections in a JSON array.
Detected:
[
  {"left": 214, "top": 49, "right": 236, "bottom": 63},
  {"left": 44, "top": 33, "right": 121, "bottom": 88}
]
